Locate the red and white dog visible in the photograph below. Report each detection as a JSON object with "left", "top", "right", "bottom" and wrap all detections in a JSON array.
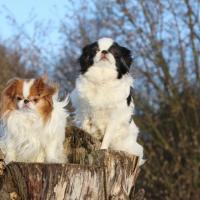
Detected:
[{"left": 0, "top": 75, "right": 68, "bottom": 163}]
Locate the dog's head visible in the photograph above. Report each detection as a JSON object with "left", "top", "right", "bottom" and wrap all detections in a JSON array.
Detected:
[
  {"left": 0, "top": 75, "right": 57, "bottom": 121},
  {"left": 79, "top": 38, "right": 132, "bottom": 78}
]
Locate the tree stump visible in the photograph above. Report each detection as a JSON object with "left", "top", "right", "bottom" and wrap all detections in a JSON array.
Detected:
[{"left": 0, "top": 127, "right": 143, "bottom": 200}]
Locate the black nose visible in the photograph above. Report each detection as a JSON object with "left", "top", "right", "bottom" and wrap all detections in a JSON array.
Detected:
[
  {"left": 24, "top": 99, "right": 29, "bottom": 104},
  {"left": 102, "top": 50, "right": 108, "bottom": 54}
]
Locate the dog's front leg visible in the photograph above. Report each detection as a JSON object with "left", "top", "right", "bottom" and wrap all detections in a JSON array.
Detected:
[{"left": 100, "top": 123, "right": 115, "bottom": 149}]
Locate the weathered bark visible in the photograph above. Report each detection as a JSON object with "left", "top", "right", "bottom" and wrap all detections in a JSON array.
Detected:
[
  {"left": 0, "top": 149, "right": 5, "bottom": 175},
  {"left": 0, "top": 127, "right": 143, "bottom": 200},
  {"left": 64, "top": 126, "right": 101, "bottom": 164},
  {"left": 89, "top": 150, "right": 139, "bottom": 200},
  {"left": 0, "top": 162, "right": 105, "bottom": 200}
]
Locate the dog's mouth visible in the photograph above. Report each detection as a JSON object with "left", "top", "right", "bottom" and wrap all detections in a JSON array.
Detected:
[
  {"left": 21, "top": 104, "right": 31, "bottom": 111},
  {"left": 23, "top": 105, "right": 29, "bottom": 108},
  {"left": 100, "top": 55, "right": 109, "bottom": 61}
]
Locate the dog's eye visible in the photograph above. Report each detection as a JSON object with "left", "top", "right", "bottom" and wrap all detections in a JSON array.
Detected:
[
  {"left": 16, "top": 96, "right": 22, "bottom": 101},
  {"left": 109, "top": 48, "right": 119, "bottom": 57},
  {"left": 33, "top": 98, "right": 39, "bottom": 103},
  {"left": 94, "top": 47, "right": 100, "bottom": 53}
]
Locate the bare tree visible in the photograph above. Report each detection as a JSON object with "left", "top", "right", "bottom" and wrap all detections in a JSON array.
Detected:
[
  {"left": 0, "top": 0, "right": 199, "bottom": 198},
  {"left": 0, "top": 43, "right": 36, "bottom": 93}
]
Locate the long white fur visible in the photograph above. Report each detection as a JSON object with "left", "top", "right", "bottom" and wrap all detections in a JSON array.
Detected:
[
  {"left": 71, "top": 39, "right": 144, "bottom": 165},
  {"left": 0, "top": 86, "right": 68, "bottom": 163}
]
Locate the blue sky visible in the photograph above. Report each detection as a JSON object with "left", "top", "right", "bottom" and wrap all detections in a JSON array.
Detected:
[{"left": 0, "top": 0, "right": 67, "bottom": 41}]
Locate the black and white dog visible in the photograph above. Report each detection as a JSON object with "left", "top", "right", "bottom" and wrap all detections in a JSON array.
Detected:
[{"left": 71, "top": 38, "right": 144, "bottom": 165}]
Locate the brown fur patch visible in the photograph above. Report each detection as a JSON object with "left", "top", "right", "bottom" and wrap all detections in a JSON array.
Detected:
[
  {"left": 29, "top": 77, "right": 57, "bottom": 122},
  {"left": 0, "top": 79, "right": 23, "bottom": 117},
  {"left": 29, "top": 78, "right": 56, "bottom": 98},
  {"left": 37, "top": 95, "right": 53, "bottom": 122}
]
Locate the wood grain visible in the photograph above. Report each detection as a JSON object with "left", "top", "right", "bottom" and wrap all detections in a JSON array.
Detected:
[{"left": 0, "top": 127, "right": 142, "bottom": 200}]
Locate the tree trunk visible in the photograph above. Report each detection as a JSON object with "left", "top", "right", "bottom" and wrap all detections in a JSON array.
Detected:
[{"left": 0, "top": 127, "right": 144, "bottom": 200}]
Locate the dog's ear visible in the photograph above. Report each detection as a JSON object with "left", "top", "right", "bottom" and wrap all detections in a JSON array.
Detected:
[
  {"left": 120, "top": 46, "right": 132, "bottom": 70},
  {"left": 0, "top": 79, "right": 20, "bottom": 117},
  {"left": 40, "top": 72, "right": 48, "bottom": 83},
  {"left": 79, "top": 42, "right": 97, "bottom": 73},
  {"left": 115, "top": 44, "right": 132, "bottom": 78},
  {"left": 34, "top": 77, "right": 56, "bottom": 97},
  {"left": 3, "top": 79, "right": 19, "bottom": 98},
  {"left": 79, "top": 45, "right": 90, "bottom": 73}
]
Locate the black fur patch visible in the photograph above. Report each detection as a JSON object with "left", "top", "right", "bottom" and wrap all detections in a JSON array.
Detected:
[
  {"left": 79, "top": 42, "right": 99, "bottom": 74},
  {"left": 127, "top": 93, "right": 132, "bottom": 106},
  {"left": 127, "top": 87, "right": 134, "bottom": 106},
  {"left": 108, "top": 43, "right": 132, "bottom": 79}
]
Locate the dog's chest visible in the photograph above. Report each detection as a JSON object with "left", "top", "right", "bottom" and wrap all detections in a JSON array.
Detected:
[
  {"left": 6, "top": 112, "right": 49, "bottom": 147},
  {"left": 78, "top": 78, "right": 130, "bottom": 107}
]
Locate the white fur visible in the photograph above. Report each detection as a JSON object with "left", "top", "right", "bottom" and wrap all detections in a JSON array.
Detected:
[
  {"left": 71, "top": 62, "right": 144, "bottom": 165},
  {"left": 0, "top": 94, "right": 69, "bottom": 163},
  {"left": 94, "top": 38, "right": 115, "bottom": 65},
  {"left": 23, "top": 79, "right": 34, "bottom": 98},
  {"left": 98, "top": 38, "right": 114, "bottom": 50},
  {"left": 17, "top": 80, "right": 35, "bottom": 110}
]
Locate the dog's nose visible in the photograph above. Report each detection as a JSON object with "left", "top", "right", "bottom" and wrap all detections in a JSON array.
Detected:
[
  {"left": 102, "top": 50, "right": 108, "bottom": 54},
  {"left": 24, "top": 99, "right": 29, "bottom": 104}
]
